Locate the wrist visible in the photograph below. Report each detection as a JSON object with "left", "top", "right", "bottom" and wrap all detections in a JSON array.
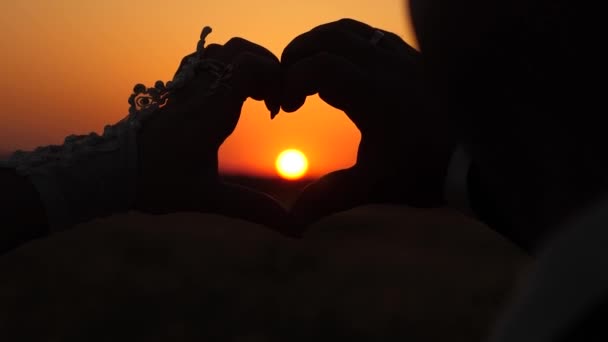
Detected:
[
  {"left": 134, "top": 146, "right": 219, "bottom": 213},
  {"left": 133, "top": 101, "right": 221, "bottom": 213}
]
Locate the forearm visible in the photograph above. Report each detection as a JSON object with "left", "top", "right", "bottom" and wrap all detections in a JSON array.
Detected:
[{"left": 0, "top": 167, "right": 49, "bottom": 254}]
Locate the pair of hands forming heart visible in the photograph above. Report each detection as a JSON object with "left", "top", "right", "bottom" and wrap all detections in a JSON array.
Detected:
[{"left": 134, "top": 19, "right": 456, "bottom": 235}]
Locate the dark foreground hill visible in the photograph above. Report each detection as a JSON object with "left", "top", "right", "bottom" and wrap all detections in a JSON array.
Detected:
[{"left": 0, "top": 201, "right": 529, "bottom": 341}]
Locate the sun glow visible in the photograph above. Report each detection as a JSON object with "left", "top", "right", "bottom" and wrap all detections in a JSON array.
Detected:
[{"left": 275, "top": 149, "right": 309, "bottom": 180}]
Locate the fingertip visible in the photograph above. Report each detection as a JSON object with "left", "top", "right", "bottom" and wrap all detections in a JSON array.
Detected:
[
  {"left": 265, "top": 100, "right": 281, "bottom": 119},
  {"left": 203, "top": 43, "right": 223, "bottom": 58},
  {"left": 280, "top": 32, "right": 304, "bottom": 65},
  {"left": 230, "top": 51, "right": 281, "bottom": 102},
  {"left": 271, "top": 107, "right": 280, "bottom": 119},
  {"left": 281, "top": 96, "right": 306, "bottom": 113},
  {"left": 224, "top": 37, "right": 280, "bottom": 63}
]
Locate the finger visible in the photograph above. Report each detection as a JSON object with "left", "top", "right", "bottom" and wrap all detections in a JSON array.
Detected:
[
  {"left": 282, "top": 19, "right": 419, "bottom": 68},
  {"left": 265, "top": 98, "right": 281, "bottom": 119},
  {"left": 175, "top": 38, "right": 280, "bottom": 89},
  {"left": 376, "top": 30, "right": 420, "bottom": 57},
  {"left": 329, "top": 18, "right": 419, "bottom": 56},
  {"left": 290, "top": 168, "right": 372, "bottom": 227},
  {"left": 173, "top": 51, "right": 199, "bottom": 79},
  {"left": 172, "top": 43, "right": 224, "bottom": 80},
  {"left": 280, "top": 95, "right": 306, "bottom": 114},
  {"left": 229, "top": 51, "right": 281, "bottom": 115},
  {"left": 176, "top": 35, "right": 279, "bottom": 76},
  {"left": 281, "top": 52, "right": 370, "bottom": 113},
  {"left": 207, "top": 37, "right": 279, "bottom": 65},
  {"left": 204, "top": 38, "right": 281, "bottom": 116},
  {"left": 202, "top": 43, "right": 223, "bottom": 58},
  {"left": 281, "top": 21, "right": 377, "bottom": 69},
  {"left": 211, "top": 181, "right": 291, "bottom": 234},
  {"left": 327, "top": 18, "right": 376, "bottom": 36},
  {"left": 181, "top": 38, "right": 280, "bottom": 116}
]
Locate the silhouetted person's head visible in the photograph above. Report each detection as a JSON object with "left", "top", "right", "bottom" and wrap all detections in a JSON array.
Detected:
[{"left": 409, "top": 0, "right": 603, "bottom": 240}]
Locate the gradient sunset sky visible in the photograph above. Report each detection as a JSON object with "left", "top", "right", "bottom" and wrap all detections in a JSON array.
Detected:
[{"left": 0, "top": 0, "right": 417, "bottom": 178}]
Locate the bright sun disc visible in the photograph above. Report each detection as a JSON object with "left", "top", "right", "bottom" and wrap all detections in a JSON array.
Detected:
[{"left": 276, "top": 149, "right": 309, "bottom": 180}]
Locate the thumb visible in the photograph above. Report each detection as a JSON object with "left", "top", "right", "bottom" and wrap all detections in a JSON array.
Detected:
[
  {"left": 281, "top": 52, "right": 371, "bottom": 114},
  {"left": 290, "top": 168, "right": 373, "bottom": 227}
]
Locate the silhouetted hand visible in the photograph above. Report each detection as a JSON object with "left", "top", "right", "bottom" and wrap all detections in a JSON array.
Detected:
[
  {"left": 280, "top": 19, "right": 455, "bottom": 227},
  {"left": 135, "top": 36, "right": 288, "bottom": 229}
]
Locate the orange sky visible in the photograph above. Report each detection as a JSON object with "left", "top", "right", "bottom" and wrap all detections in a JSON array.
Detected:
[{"left": 0, "top": 0, "right": 417, "bottom": 178}]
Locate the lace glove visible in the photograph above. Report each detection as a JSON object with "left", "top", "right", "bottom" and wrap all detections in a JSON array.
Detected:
[{"left": 1, "top": 27, "right": 231, "bottom": 233}]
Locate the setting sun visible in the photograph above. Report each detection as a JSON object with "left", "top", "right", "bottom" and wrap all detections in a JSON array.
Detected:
[{"left": 276, "top": 149, "right": 309, "bottom": 180}]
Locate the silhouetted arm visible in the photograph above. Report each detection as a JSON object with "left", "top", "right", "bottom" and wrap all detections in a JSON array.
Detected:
[
  {"left": 0, "top": 167, "right": 49, "bottom": 254},
  {"left": 0, "top": 29, "right": 291, "bottom": 254}
]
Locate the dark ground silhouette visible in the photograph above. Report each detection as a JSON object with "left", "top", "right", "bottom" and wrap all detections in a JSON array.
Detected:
[{"left": 0, "top": 190, "right": 529, "bottom": 341}]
